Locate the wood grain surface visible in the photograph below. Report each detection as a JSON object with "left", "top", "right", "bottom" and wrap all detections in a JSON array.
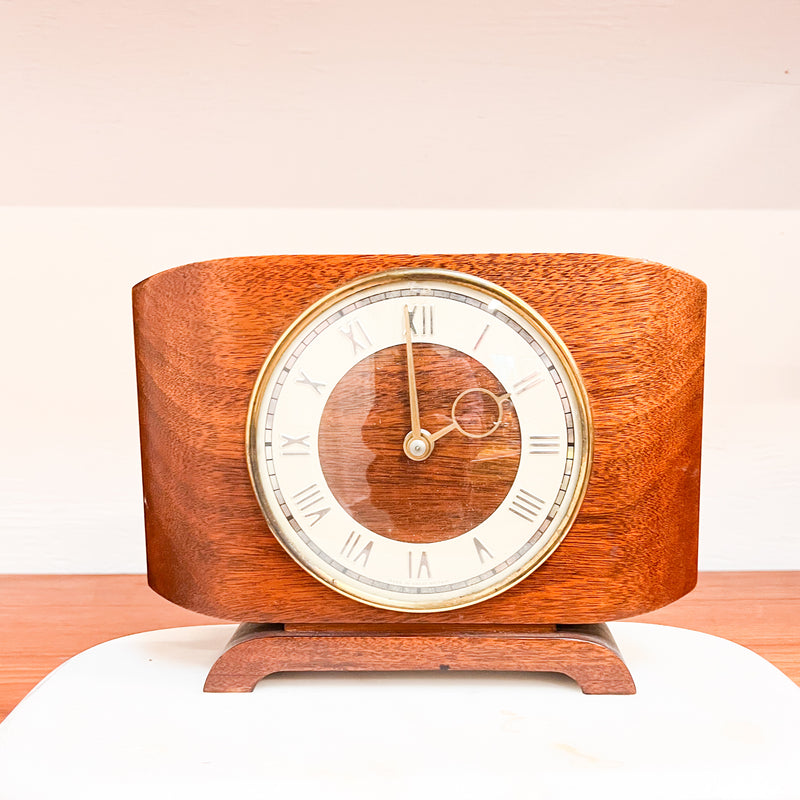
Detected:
[
  {"left": 319, "top": 342, "right": 520, "bottom": 543},
  {"left": 1, "top": 573, "right": 797, "bottom": 723},
  {"left": 133, "top": 253, "right": 706, "bottom": 623}
]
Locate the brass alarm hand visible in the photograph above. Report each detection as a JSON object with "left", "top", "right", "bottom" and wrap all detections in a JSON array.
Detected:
[{"left": 429, "top": 388, "right": 510, "bottom": 443}]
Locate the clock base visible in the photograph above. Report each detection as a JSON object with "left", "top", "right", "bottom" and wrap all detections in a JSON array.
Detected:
[{"left": 203, "top": 622, "right": 636, "bottom": 694}]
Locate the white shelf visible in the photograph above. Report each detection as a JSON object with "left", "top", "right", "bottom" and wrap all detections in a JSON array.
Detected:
[{"left": 1, "top": 622, "right": 797, "bottom": 799}]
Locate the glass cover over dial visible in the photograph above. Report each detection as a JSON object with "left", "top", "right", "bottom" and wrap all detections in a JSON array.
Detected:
[{"left": 247, "top": 269, "right": 592, "bottom": 612}]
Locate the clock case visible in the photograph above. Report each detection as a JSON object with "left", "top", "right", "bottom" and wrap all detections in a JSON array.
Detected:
[{"left": 133, "top": 254, "right": 705, "bottom": 692}]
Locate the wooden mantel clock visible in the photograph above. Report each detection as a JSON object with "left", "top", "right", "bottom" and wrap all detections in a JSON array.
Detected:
[{"left": 132, "top": 253, "right": 706, "bottom": 695}]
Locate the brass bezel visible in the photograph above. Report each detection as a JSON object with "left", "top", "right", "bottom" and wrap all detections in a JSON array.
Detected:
[{"left": 246, "top": 267, "right": 594, "bottom": 613}]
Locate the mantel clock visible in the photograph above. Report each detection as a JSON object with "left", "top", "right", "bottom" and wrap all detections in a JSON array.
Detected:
[{"left": 133, "top": 254, "right": 706, "bottom": 694}]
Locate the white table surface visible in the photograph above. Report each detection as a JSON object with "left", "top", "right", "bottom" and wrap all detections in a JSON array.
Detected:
[{"left": 0, "top": 622, "right": 797, "bottom": 799}]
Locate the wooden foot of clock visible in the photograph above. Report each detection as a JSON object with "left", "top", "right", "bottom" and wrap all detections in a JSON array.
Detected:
[{"left": 203, "top": 622, "right": 636, "bottom": 695}]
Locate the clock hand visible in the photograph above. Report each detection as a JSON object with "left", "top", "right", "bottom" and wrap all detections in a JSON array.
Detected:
[
  {"left": 402, "top": 306, "right": 434, "bottom": 461},
  {"left": 400, "top": 314, "right": 511, "bottom": 457},
  {"left": 403, "top": 305, "right": 422, "bottom": 440},
  {"left": 429, "top": 388, "right": 510, "bottom": 442}
]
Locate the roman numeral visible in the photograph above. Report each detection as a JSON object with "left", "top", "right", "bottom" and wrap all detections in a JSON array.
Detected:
[
  {"left": 509, "top": 489, "right": 545, "bottom": 523},
  {"left": 296, "top": 371, "right": 325, "bottom": 395},
  {"left": 293, "top": 484, "right": 331, "bottom": 526},
  {"left": 529, "top": 435, "right": 560, "bottom": 455},
  {"left": 407, "top": 305, "right": 434, "bottom": 337},
  {"left": 340, "top": 320, "right": 372, "bottom": 354},
  {"left": 408, "top": 551, "right": 431, "bottom": 579},
  {"left": 280, "top": 433, "right": 310, "bottom": 455},
  {"left": 473, "top": 537, "right": 493, "bottom": 564},
  {"left": 340, "top": 532, "right": 373, "bottom": 567},
  {"left": 513, "top": 371, "right": 545, "bottom": 395}
]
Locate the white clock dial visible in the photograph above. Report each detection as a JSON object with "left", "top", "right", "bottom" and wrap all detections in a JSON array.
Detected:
[{"left": 247, "top": 269, "right": 592, "bottom": 612}]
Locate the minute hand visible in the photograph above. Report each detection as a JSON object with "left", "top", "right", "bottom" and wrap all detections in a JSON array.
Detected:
[{"left": 403, "top": 305, "right": 422, "bottom": 439}]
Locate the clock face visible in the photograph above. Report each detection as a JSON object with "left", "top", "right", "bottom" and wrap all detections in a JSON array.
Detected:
[{"left": 247, "top": 269, "right": 592, "bottom": 612}]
